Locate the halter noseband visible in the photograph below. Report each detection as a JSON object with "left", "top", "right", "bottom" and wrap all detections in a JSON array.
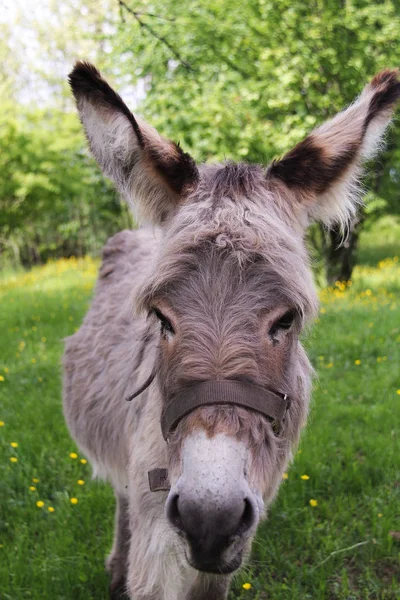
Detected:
[
  {"left": 161, "top": 380, "right": 290, "bottom": 441},
  {"left": 143, "top": 379, "right": 290, "bottom": 491}
]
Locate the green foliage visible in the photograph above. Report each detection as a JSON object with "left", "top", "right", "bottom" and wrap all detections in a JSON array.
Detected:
[
  {"left": 113, "top": 0, "right": 400, "bottom": 285},
  {"left": 0, "top": 225, "right": 399, "bottom": 599},
  {"left": 2, "top": 0, "right": 400, "bottom": 270},
  {"left": 0, "top": 105, "right": 132, "bottom": 267},
  {"left": 113, "top": 0, "right": 400, "bottom": 166}
]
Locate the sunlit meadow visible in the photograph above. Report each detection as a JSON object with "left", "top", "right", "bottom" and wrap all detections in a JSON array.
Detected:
[{"left": 1, "top": 224, "right": 399, "bottom": 599}]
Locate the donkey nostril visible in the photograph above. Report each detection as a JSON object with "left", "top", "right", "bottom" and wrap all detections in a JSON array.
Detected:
[
  {"left": 166, "top": 490, "right": 257, "bottom": 551},
  {"left": 166, "top": 493, "right": 183, "bottom": 531},
  {"left": 234, "top": 498, "right": 255, "bottom": 537}
]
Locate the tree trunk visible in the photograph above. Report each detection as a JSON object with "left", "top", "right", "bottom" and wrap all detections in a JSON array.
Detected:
[{"left": 324, "top": 220, "right": 361, "bottom": 284}]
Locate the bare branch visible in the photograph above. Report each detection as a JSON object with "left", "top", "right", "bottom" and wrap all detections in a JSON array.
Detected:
[
  {"left": 117, "top": 0, "right": 193, "bottom": 71},
  {"left": 134, "top": 11, "right": 175, "bottom": 22}
]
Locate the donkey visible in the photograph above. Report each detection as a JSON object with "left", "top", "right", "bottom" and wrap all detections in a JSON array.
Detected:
[{"left": 63, "top": 62, "right": 400, "bottom": 600}]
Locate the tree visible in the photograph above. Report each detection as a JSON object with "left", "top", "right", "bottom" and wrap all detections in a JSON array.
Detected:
[
  {"left": 1, "top": 0, "right": 399, "bottom": 275},
  {"left": 0, "top": 0, "right": 132, "bottom": 267},
  {"left": 110, "top": 0, "right": 400, "bottom": 282},
  {"left": 0, "top": 104, "right": 132, "bottom": 266}
]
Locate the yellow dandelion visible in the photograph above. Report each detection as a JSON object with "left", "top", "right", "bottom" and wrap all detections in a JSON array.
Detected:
[
  {"left": 80, "top": 458, "right": 87, "bottom": 464},
  {"left": 29, "top": 486, "right": 36, "bottom": 492},
  {"left": 378, "top": 513, "right": 383, "bottom": 518},
  {"left": 354, "top": 359, "right": 361, "bottom": 365},
  {"left": 309, "top": 499, "right": 318, "bottom": 507},
  {"left": 38, "top": 377, "right": 43, "bottom": 382},
  {"left": 48, "top": 507, "right": 55, "bottom": 513},
  {"left": 36, "top": 501, "right": 45, "bottom": 508},
  {"left": 326, "top": 362, "right": 333, "bottom": 368},
  {"left": 31, "top": 358, "right": 36, "bottom": 364},
  {"left": 282, "top": 472, "right": 289, "bottom": 480},
  {"left": 0, "top": 376, "right": 4, "bottom": 382},
  {"left": 69, "top": 452, "right": 78, "bottom": 459},
  {"left": 10, "top": 442, "right": 18, "bottom": 448},
  {"left": 320, "top": 308, "right": 326, "bottom": 314},
  {"left": 396, "top": 390, "right": 400, "bottom": 396},
  {"left": 0, "top": 421, "right": 4, "bottom": 427},
  {"left": 4, "top": 367, "right": 9, "bottom": 373},
  {"left": 32, "top": 477, "right": 40, "bottom": 483},
  {"left": 77, "top": 480, "right": 85, "bottom": 485},
  {"left": 242, "top": 583, "right": 252, "bottom": 590},
  {"left": 70, "top": 497, "right": 78, "bottom": 505},
  {"left": 301, "top": 474, "right": 310, "bottom": 480},
  {"left": 10, "top": 457, "right": 18, "bottom": 463}
]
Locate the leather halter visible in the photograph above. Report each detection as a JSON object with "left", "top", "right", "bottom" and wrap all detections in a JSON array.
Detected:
[
  {"left": 161, "top": 380, "right": 290, "bottom": 440},
  {"left": 146, "top": 379, "right": 291, "bottom": 492}
]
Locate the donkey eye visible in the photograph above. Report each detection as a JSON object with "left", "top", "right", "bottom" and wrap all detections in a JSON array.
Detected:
[
  {"left": 152, "top": 308, "right": 175, "bottom": 340},
  {"left": 269, "top": 309, "right": 297, "bottom": 338}
]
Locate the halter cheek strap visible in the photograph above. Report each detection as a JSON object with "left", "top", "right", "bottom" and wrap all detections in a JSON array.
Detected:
[{"left": 147, "top": 379, "right": 291, "bottom": 492}]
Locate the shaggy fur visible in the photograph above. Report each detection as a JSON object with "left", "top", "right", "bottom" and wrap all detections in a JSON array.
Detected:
[{"left": 63, "top": 63, "right": 400, "bottom": 600}]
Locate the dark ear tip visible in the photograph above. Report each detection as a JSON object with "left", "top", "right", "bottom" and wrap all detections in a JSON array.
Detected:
[
  {"left": 68, "top": 61, "right": 103, "bottom": 94},
  {"left": 370, "top": 68, "right": 400, "bottom": 94},
  {"left": 366, "top": 68, "right": 400, "bottom": 122}
]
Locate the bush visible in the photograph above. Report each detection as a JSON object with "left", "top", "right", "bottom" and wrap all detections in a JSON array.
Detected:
[{"left": 0, "top": 104, "right": 133, "bottom": 269}]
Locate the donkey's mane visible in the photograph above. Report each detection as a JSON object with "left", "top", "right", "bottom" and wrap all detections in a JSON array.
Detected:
[{"left": 197, "top": 161, "right": 266, "bottom": 205}]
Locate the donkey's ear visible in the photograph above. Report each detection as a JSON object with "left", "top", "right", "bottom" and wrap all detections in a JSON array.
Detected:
[
  {"left": 267, "top": 70, "right": 400, "bottom": 227},
  {"left": 69, "top": 61, "right": 198, "bottom": 224}
]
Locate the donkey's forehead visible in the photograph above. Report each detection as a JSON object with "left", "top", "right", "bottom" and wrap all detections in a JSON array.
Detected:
[
  {"left": 136, "top": 164, "right": 319, "bottom": 319},
  {"left": 186, "top": 161, "right": 299, "bottom": 233}
]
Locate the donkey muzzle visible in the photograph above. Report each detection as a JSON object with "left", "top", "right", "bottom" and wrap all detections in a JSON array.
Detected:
[{"left": 165, "top": 431, "right": 260, "bottom": 573}]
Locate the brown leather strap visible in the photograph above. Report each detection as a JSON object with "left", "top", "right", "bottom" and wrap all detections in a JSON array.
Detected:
[
  {"left": 125, "top": 368, "right": 157, "bottom": 402},
  {"left": 161, "top": 380, "right": 290, "bottom": 441}
]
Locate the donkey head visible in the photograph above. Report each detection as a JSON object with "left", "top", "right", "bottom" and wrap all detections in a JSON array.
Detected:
[{"left": 70, "top": 63, "right": 400, "bottom": 574}]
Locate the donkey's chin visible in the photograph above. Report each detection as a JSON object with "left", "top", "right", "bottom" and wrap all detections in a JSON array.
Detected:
[{"left": 187, "top": 550, "right": 243, "bottom": 574}]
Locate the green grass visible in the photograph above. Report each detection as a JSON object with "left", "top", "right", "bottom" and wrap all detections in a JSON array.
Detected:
[
  {"left": 1, "top": 234, "right": 399, "bottom": 599},
  {"left": 358, "top": 214, "right": 400, "bottom": 267}
]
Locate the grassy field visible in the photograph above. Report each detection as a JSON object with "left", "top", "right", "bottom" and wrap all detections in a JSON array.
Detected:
[{"left": 1, "top": 226, "right": 399, "bottom": 600}]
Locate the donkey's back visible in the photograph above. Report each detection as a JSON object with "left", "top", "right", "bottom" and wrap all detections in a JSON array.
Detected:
[{"left": 63, "top": 228, "right": 158, "bottom": 491}]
